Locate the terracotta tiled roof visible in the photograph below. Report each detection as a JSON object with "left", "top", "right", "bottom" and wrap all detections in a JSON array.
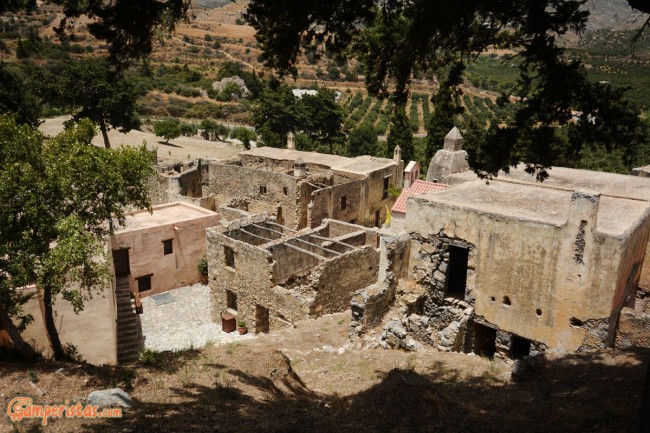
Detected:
[{"left": 391, "top": 180, "right": 448, "bottom": 214}]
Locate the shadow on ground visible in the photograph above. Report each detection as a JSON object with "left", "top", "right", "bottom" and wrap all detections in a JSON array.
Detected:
[{"left": 69, "top": 348, "right": 649, "bottom": 433}]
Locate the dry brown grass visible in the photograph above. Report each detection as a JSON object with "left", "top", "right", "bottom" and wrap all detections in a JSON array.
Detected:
[{"left": 1, "top": 312, "right": 648, "bottom": 433}]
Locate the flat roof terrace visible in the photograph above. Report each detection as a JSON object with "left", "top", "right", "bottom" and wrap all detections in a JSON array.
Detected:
[
  {"left": 413, "top": 179, "right": 650, "bottom": 238},
  {"left": 115, "top": 202, "right": 218, "bottom": 233},
  {"left": 239, "top": 147, "right": 351, "bottom": 169},
  {"left": 447, "top": 166, "right": 650, "bottom": 201}
]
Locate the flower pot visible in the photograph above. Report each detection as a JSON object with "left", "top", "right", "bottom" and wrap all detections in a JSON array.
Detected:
[{"left": 238, "top": 327, "right": 248, "bottom": 335}]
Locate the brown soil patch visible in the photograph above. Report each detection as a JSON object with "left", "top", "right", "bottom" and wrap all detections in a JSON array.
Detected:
[{"left": 1, "top": 312, "right": 648, "bottom": 433}]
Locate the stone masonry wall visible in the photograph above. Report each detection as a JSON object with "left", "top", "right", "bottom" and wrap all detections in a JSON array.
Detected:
[{"left": 206, "top": 162, "right": 305, "bottom": 229}]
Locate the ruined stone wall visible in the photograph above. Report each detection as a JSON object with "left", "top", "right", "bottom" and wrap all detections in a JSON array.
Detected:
[
  {"left": 207, "top": 223, "right": 275, "bottom": 328},
  {"left": 270, "top": 242, "right": 322, "bottom": 285},
  {"left": 147, "top": 172, "right": 170, "bottom": 205},
  {"left": 217, "top": 205, "right": 251, "bottom": 222},
  {"left": 362, "top": 165, "right": 398, "bottom": 226},
  {"left": 311, "top": 246, "right": 379, "bottom": 315},
  {"left": 406, "top": 195, "right": 627, "bottom": 352},
  {"left": 206, "top": 163, "right": 304, "bottom": 229},
  {"left": 308, "top": 179, "right": 364, "bottom": 227},
  {"left": 351, "top": 234, "right": 410, "bottom": 332}
]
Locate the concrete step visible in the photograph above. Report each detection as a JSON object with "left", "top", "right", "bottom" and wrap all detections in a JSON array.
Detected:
[{"left": 117, "top": 330, "right": 140, "bottom": 340}]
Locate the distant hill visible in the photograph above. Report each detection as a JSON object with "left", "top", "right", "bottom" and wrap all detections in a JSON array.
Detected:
[{"left": 584, "top": 0, "right": 647, "bottom": 31}]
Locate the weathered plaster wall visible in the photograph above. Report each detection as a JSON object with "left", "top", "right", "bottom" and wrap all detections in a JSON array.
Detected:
[
  {"left": 607, "top": 213, "right": 650, "bottom": 344},
  {"left": 406, "top": 193, "right": 636, "bottom": 351},
  {"left": 112, "top": 210, "right": 220, "bottom": 297},
  {"left": 16, "top": 282, "right": 117, "bottom": 365}
]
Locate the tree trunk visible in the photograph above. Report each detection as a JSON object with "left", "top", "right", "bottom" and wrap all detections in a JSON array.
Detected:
[
  {"left": 42, "top": 286, "right": 66, "bottom": 360},
  {"left": 0, "top": 301, "right": 38, "bottom": 359},
  {"left": 99, "top": 118, "right": 111, "bottom": 148}
]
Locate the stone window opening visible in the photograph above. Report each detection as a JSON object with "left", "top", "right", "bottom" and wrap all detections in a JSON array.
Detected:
[
  {"left": 283, "top": 186, "right": 288, "bottom": 196},
  {"left": 445, "top": 245, "right": 469, "bottom": 299},
  {"left": 382, "top": 176, "right": 391, "bottom": 199},
  {"left": 224, "top": 245, "right": 235, "bottom": 268},
  {"left": 510, "top": 335, "right": 531, "bottom": 360},
  {"left": 163, "top": 239, "right": 173, "bottom": 255},
  {"left": 570, "top": 317, "right": 583, "bottom": 327},
  {"left": 341, "top": 195, "right": 347, "bottom": 210},
  {"left": 259, "top": 185, "right": 267, "bottom": 194},
  {"left": 226, "top": 289, "right": 237, "bottom": 311},
  {"left": 136, "top": 274, "right": 153, "bottom": 293},
  {"left": 502, "top": 296, "right": 512, "bottom": 306},
  {"left": 536, "top": 308, "right": 543, "bottom": 317}
]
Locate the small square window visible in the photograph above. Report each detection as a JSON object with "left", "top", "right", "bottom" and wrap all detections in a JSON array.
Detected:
[
  {"left": 259, "top": 185, "right": 267, "bottom": 194},
  {"left": 163, "top": 239, "right": 173, "bottom": 255},
  {"left": 283, "top": 186, "right": 288, "bottom": 196},
  {"left": 136, "top": 275, "right": 152, "bottom": 292},
  {"left": 340, "top": 195, "right": 347, "bottom": 210},
  {"left": 224, "top": 245, "right": 235, "bottom": 268}
]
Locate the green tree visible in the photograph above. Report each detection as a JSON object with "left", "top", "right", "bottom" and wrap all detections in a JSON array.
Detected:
[
  {"left": 154, "top": 118, "right": 182, "bottom": 144},
  {"left": 298, "top": 88, "right": 345, "bottom": 154},
  {"left": 347, "top": 123, "right": 378, "bottom": 157},
  {"left": 387, "top": 105, "right": 414, "bottom": 163},
  {"left": 232, "top": 126, "right": 256, "bottom": 150},
  {"left": 426, "top": 62, "right": 465, "bottom": 159},
  {"left": 199, "top": 119, "right": 229, "bottom": 141},
  {"left": 245, "top": 0, "right": 649, "bottom": 179},
  {"left": 0, "top": 62, "right": 42, "bottom": 127},
  {"left": 252, "top": 82, "right": 300, "bottom": 148},
  {"left": 55, "top": 59, "right": 142, "bottom": 148},
  {"left": 0, "top": 115, "right": 154, "bottom": 359}
]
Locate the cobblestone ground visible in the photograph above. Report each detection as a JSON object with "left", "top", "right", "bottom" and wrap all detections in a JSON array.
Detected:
[{"left": 140, "top": 283, "right": 254, "bottom": 351}]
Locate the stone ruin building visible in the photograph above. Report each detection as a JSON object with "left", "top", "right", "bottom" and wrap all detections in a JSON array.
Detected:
[
  {"left": 208, "top": 215, "right": 380, "bottom": 332},
  {"left": 150, "top": 146, "right": 403, "bottom": 230},
  {"left": 352, "top": 164, "right": 650, "bottom": 360}
]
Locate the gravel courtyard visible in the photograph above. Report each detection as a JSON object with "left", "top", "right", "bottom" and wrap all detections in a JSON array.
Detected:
[{"left": 140, "top": 283, "right": 254, "bottom": 352}]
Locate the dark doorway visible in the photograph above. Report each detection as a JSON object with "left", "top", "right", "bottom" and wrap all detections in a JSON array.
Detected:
[
  {"left": 510, "top": 335, "right": 531, "bottom": 360},
  {"left": 473, "top": 322, "right": 496, "bottom": 359},
  {"left": 226, "top": 290, "right": 237, "bottom": 311},
  {"left": 112, "top": 248, "right": 130, "bottom": 277},
  {"left": 276, "top": 206, "right": 284, "bottom": 226},
  {"left": 255, "top": 304, "right": 270, "bottom": 334},
  {"left": 446, "top": 245, "right": 469, "bottom": 299},
  {"left": 375, "top": 210, "right": 381, "bottom": 227}
]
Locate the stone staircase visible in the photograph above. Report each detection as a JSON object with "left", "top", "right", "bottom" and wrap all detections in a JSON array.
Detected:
[{"left": 115, "top": 276, "right": 143, "bottom": 363}]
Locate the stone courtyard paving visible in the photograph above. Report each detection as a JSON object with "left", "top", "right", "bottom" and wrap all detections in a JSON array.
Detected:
[{"left": 140, "top": 283, "right": 254, "bottom": 352}]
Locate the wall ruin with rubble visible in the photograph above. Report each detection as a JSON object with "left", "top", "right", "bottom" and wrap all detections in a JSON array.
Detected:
[
  {"left": 351, "top": 190, "right": 650, "bottom": 359},
  {"left": 208, "top": 216, "right": 380, "bottom": 333}
]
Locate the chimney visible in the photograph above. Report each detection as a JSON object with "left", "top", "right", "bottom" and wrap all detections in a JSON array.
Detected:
[
  {"left": 393, "top": 145, "right": 401, "bottom": 162},
  {"left": 294, "top": 157, "right": 306, "bottom": 179},
  {"left": 287, "top": 132, "right": 296, "bottom": 150}
]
